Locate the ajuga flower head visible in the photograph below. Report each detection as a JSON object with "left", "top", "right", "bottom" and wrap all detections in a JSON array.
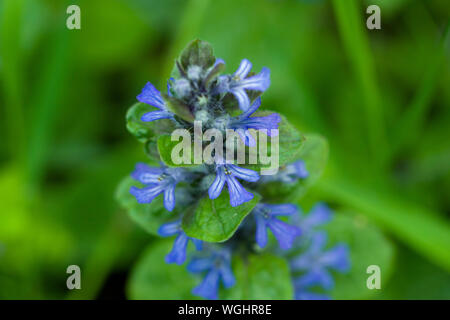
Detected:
[{"left": 117, "top": 40, "right": 350, "bottom": 300}]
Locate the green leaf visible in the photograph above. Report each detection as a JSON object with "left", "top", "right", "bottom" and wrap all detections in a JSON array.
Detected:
[
  {"left": 163, "top": 94, "right": 195, "bottom": 123},
  {"left": 115, "top": 176, "right": 174, "bottom": 235},
  {"left": 182, "top": 192, "right": 261, "bottom": 242},
  {"left": 223, "top": 253, "right": 293, "bottom": 299},
  {"left": 127, "top": 240, "right": 199, "bottom": 299},
  {"left": 179, "top": 39, "right": 215, "bottom": 71},
  {"left": 258, "top": 134, "right": 328, "bottom": 201},
  {"left": 323, "top": 211, "right": 395, "bottom": 299},
  {"left": 157, "top": 134, "right": 199, "bottom": 167},
  {"left": 126, "top": 102, "right": 174, "bottom": 143}
]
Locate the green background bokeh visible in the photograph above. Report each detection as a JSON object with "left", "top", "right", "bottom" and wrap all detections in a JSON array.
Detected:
[{"left": 0, "top": 0, "right": 449, "bottom": 299}]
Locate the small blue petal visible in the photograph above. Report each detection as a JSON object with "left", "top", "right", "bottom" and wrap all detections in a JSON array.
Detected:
[
  {"left": 137, "top": 82, "right": 166, "bottom": 110},
  {"left": 240, "top": 97, "right": 261, "bottom": 119},
  {"left": 163, "top": 183, "right": 176, "bottom": 211},
  {"left": 255, "top": 214, "right": 268, "bottom": 248},
  {"left": 308, "top": 232, "right": 327, "bottom": 255},
  {"left": 320, "top": 244, "right": 350, "bottom": 272},
  {"left": 208, "top": 170, "right": 226, "bottom": 200},
  {"left": 236, "top": 128, "right": 257, "bottom": 147},
  {"left": 165, "top": 233, "right": 189, "bottom": 265},
  {"left": 187, "top": 257, "right": 215, "bottom": 273},
  {"left": 191, "top": 238, "right": 203, "bottom": 251},
  {"left": 292, "top": 160, "right": 309, "bottom": 179},
  {"left": 131, "top": 163, "right": 164, "bottom": 184},
  {"left": 294, "top": 272, "right": 323, "bottom": 288},
  {"left": 129, "top": 184, "right": 164, "bottom": 204},
  {"left": 233, "top": 59, "right": 252, "bottom": 79},
  {"left": 303, "top": 203, "right": 332, "bottom": 228},
  {"left": 239, "top": 67, "right": 270, "bottom": 91},
  {"left": 231, "top": 88, "right": 251, "bottom": 111},
  {"left": 264, "top": 203, "right": 298, "bottom": 217},
  {"left": 267, "top": 218, "right": 301, "bottom": 250},
  {"left": 192, "top": 270, "right": 220, "bottom": 300},
  {"left": 238, "top": 113, "right": 281, "bottom": 133},
  {"left": 141, "top": 110, "right": 172, "bottom": 122},
  {"left": 227, "top": 165, "right": 260, "bottom": 182},
  {"left": 219, "top": 264, "right": 235, "bottom": 289},
  {"left": 226, "top": 175, "right": 254, "bottom": 207},
  {"left": 157, "top": 220, "right": 181, "bottom": 237}
]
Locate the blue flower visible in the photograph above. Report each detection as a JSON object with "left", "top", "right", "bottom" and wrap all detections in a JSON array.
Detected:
[
  {"left": 218, "top": 59, "right": 270, "bottom": 111},
  {"left": 253, "top": 203, "right": 302, "bottom": 250},
  {"left": 158, "top": 220, "right": 202, "bottom": 265},
  {"left": 291, "top": 202, "right": 332, "bottom": 238},
  {"left": 229, "top": 97, "right": 281, "bottom": 146},
  {"left": 208, "top": 163, "right": 259, "bottom": 207},
  {"left": 293, "top": 274, "right": 331, "bottom": 300},
  {"left": 137, "top": 82, "right": 173, "bottom": 122},
  {"left": 187, "top": 249, "right": 235, "bottom": 300},
  {"left": 129, "top": 163, "right": 185, "bottom": 211},
  {"left": 290, "top": 232, "right": 350, "bottom": 290}
]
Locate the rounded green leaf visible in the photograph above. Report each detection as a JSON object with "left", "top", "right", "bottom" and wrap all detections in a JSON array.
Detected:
[
  {"left": 182, "top": 192, "right": 261, "bottom": 242},
  {"left": 115, "top": 176, "right": 175, "bottom": 235},
  {"left": 127, "top": 240, "right": 199, "bottom": 299},
  {"left": 223, "top": 253, "right": 293, "bottom": 299}
]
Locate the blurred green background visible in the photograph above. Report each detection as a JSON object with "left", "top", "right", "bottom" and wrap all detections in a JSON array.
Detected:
[{"left": 0, "top": 0, "right": 449, "bottom": 299}]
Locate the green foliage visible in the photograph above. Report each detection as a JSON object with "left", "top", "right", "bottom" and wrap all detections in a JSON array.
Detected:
[
  {"left": 128, "top": 240, "right": 199, "bottom": 299},
  {"left": 182, "top": 192, "right": 261, "bottom": 242},
  {"left": 223, "top": 253, "right": 293, "bottom": 299},
  {"left": 116, "top": 176, "right": 175, "bottom": 235}
]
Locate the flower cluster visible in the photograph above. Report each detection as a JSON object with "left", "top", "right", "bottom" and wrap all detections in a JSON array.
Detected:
[{"left": 122, "top": 40, "right": 350, "bottom": 300}]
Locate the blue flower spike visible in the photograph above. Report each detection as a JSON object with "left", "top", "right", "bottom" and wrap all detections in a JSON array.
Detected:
[
  {"left": 158, "top": 220, "right": 202, "bottom": 265},
  {"left": 123, "top": 41, "right": 350, "bottom": 301},
  {"left": 129, "top": 163, "right": 186, "bottom": 211},
  {"left": 254, "top": 203, "right": 302, "bottom": 250},
  {"left": 208, "top": 163, "right": 259, "bottom": 207},
  {"left": 187, "top": 249, "right": 235, "bottom": 300}
]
